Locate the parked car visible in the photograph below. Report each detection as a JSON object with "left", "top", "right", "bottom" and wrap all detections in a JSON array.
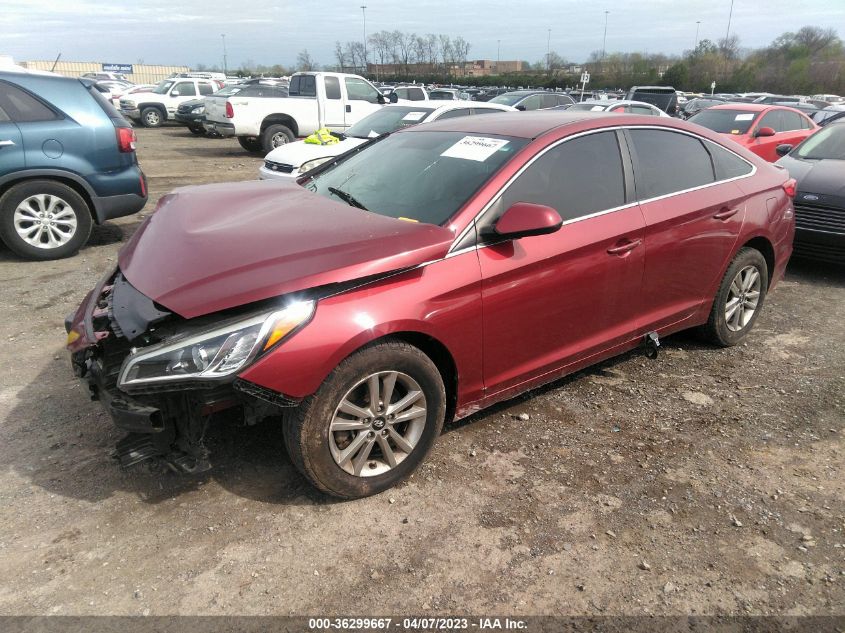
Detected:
[
  {"left": 753, "top": 95, "right": 801, "bottom": 105},
  {"left": 120, "top": 77, "right": 219, "bottom": 127},
  {"left": 0, "top": 71, "right": 146, "bottom": 260},
  {"left": 110, "top": 84, "right": 155, "bottom": 109},
  {"left": 680, "top": 97, "right": 727, "bottom": 119},
  {"left": 429, "top": 88, "right": 470, "bottom": 101},
  {"left": 775, "top": 122, "right": 845, "bottom": 262},
  {"left": 564, "top": 99, "right": 670, "bottom": 117},
  {"left": 625, "top": 86, "right": 679, "bottom": 115},
  {"left": 688, "top": 104, "right": 817, "bottom": 162},
  {"left": 812, "top": 107, "right": 845, "bottom": 127},
  {"left": 489, "top": 90, "right": 575, "bottom": 110},
  {"left": 259, "top": 101, "right": 515, "bottom": 180},
  {"left": 82, "top": 71, "right": 129, "bottom": 82},
  {"left": 204, "top": 72, "right": 386, "bottom": 153},
  {"left": 93, "top": 80, "right": 134, "bottom": 103},
  {"left": 174, "top": 99, "right": 207, "bottom": 134},
  {"left": 772, "top": 101, "right": 818, "bottom": 115},
  {"left": 67, "top": 111, "right": 794, "bottom": 497},
  {"left": 385, "top": 85, "right": 428, "bottom": 101},
  {"left": 810, "top": 94, "right": 844, "bottom": 105}
]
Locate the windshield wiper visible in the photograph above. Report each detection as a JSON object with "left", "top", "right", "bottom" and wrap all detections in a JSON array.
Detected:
[{"left": 327, "top": 186, "right": 368, "bottom": 211}]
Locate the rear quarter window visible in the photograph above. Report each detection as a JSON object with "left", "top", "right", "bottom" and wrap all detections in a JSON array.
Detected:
[
  {"left": 704, "top": 141, "right": 754, "bottom": 180},
  {"left": 0, "top": 81, "right": 60, "bottom": 123}
]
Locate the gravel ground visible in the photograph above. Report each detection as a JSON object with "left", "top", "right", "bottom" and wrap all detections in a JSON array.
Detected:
[{"left": 0, "top": 127, "right": 843, "bottom": 617}]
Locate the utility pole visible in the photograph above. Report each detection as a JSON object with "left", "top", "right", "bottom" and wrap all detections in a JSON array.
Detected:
[
  {"left": 694, "top": 21, "right": 701, "bottom": 50},
  {"left": 602, "top": 11, "right": 609, "bottom": 60},
  {"left": 497, "top": 39, "right": 500, "bottom": 72},
  {"left": 361, "top": 5, "right": 367, "bottom": 77},
  {"left": 221, "top": 34, "right": 227, "bottom": 76}
]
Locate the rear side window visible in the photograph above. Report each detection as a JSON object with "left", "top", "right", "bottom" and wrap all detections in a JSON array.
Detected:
[
  {"left": 628, "top": 129, "right": 715, "bottom": 199},
  {"left": 173, "top": 82, "right": 196, "bottom": 97},
  {"left": 324, "top": 76, "right": 341, "bottom": 100},
  {"left": 498, "top": 130, "right": 626, "bottom": 221},
  {"left": 704, "top": 140, "right": 754, "bottom": 180},
  {"left": 289, "top": 75, "right": 317, "bottom": 97},
  {"left": 198, "top": 83, "right": 214, "bottom": 96},
  {"left": 0, "top": 81, "right": 59, "bottom": 123},
  {"left": 780, "top": 110, "right": 806, "bottom": 131}
]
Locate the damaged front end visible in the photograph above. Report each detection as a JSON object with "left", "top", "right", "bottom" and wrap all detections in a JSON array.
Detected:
[{"left": 66, "top": 267, "right": 311, "bottom": 473}]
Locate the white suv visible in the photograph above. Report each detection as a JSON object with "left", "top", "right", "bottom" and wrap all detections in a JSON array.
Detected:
[{"left": 120, "top": 78, "right": 219, "bottom": 127}]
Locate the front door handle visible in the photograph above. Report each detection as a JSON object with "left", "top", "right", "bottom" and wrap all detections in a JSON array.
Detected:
[
  {"left": 345, "top": 104, "right": 351, "bottom": 113},
  {"left": 0, "top": 140, "right": 15, "bottom": 147},
  {"left": 713, "top": 207, "right": 739, "bottom": 220},
  {"left": 607, "top": 239, "right": 642, "bottom": 255}
]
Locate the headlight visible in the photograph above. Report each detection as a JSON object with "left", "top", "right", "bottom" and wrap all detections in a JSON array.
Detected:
[
  {"left": 191, "top": 106, "right": 205, "bottom": 114},
  {"left": 123, "top": 100, "right": 136, "bottom": 108},
  {"left": 118, "top": 300, "right": 315, "bottom": 388},
  {"left": 298, "top": 157, "right": 333, "bottom": 173}
]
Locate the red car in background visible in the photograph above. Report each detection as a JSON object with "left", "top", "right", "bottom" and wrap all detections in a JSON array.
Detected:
[
  {"left": 689, "top": 103, "right": 817, "bottom": 162},
  {"left": 67, "top": 112, "right": 796, "bottom": 498}
]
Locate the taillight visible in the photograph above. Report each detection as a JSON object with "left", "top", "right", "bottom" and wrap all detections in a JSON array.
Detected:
[
  {"left": 783, "top": 178, "right": 797, "bottom": 198},
  {"left": 225, "top": 102, "right": 234, "bottom": 118},
  {"left": 116, "top": 127, "right": 136, "bottom": 153}
]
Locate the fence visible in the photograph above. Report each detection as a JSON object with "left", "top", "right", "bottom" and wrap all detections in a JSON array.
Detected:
[{"left": 20, "top": 60, "right": 191, "bottom": 85}]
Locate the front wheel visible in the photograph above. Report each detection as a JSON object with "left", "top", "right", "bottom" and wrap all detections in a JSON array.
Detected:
[
  {"left": 701, "top": 247, "right": 769, "bottom": 347},
  {"left": 284, "top": 341, "right": 446, "bottom": 499},
  {"left": 140, "top": 107, "right": 164, "bottom": 128}
]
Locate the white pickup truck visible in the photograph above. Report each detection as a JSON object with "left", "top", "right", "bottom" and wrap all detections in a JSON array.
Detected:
[
  {"left": 203, "top": 71, "right": 389, "bottom": 153},
  {"left": 119, "top": 77, "right": 220, "bottom": 127}
]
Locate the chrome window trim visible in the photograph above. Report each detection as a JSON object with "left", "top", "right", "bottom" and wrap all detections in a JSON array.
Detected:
[{"left": 448, "top": 124, "right": 757, "bottom": 253}]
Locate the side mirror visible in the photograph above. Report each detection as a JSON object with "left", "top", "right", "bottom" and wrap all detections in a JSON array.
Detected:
[
  {"left": 515, "top": 104, "right": 526, "bottom": 111},
  {"left": 775, "top": 143, "right": 793, "bottom": 157},
  {"left": 492, "top": 202, "right": 563, "bottom": 240},
  {"left": 171, "top": 90, "right": 181, "bottom": 97},
  {"left": 388, "top": 92, "right": 399, "bottom": 103},
  {"left": 377, "top": 93, "right": 386, "bottom": 104},
  {"left": 755, "top": 126, "right": 776, "bottom": 138}
]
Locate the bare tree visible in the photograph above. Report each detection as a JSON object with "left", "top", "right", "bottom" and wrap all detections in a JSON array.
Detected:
[
  {"left": 334, "top": 41, "right": 347, "bottom": 72},
  {"left": 296, "top": 49, "right": 316, "bottom": 71}
]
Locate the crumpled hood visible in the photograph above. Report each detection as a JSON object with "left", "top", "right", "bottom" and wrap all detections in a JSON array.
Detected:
[
  {"left": 264, "top": 137, "right": 366, "bottom": 167},
  {"left": 118, "top": 180, "right": 455, "bottom": 318}
]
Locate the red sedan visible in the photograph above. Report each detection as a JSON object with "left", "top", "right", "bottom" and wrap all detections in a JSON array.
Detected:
[
  {"left": 67, "top": 112, "right": 796, "bottom": 498},
  {"left": 689, "top": 103, "right": 817, "bottom": 162}
]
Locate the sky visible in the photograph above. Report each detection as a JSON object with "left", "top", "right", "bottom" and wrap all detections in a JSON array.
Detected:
[{"left": 3, "top": 0, "right": 844, "bottom": 69}]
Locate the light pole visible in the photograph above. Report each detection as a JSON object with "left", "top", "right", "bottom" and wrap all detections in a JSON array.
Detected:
[
  {"left": 497, "top": 39, "right": 500, "bottom": 72},
  {"left": 221, "top": 34, "right": 227, "bottom": 76},
  {"left": 602, "top": 11, "right": 609, "bottom": 61},
  {"left": 547, "top": 29, "right": 551, "bottom": 72},
  {"left": 724, "top": 0, "right": 734, "bottom": 51},
  {"left": 694, "top": 21, "right": 701, "bottom": 50},
  {"left": 360, "top": 5, "right": 367, "bottom": 76}
]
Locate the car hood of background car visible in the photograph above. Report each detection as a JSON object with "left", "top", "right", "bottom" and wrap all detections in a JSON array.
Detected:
[
  {"left": 118, "top": 180, "right": 456, "bottom": 319},
  {"left": 778, "top": 155, "right": 845, "bottom": 204},
  {"left": 263, "top": 137, "right": 367, "bottom": 167}
]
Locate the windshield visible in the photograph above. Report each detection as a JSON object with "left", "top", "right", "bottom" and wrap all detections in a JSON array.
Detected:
[
  {"left": 490, "top": 93, "right": 530, "bottom": 106},
  {"left": 689, "top": 109, "right": 758, "bottom": 135},
  {"left": 152, "top": 80, "right": 175, "bottom": 95},
  {"left": 304, "top": 131, "right": 527, "bottom": 225},
  {"left": 345, "top": 106, "right": 436, "bottom": 139},
  {"left": 795, "top": 125, "right": 845, "bottom": 160}
]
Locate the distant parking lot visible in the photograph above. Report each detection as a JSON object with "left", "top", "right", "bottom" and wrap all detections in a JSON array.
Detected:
[{"left": 0, "top": 127, "right": 842, "bottom": 616}]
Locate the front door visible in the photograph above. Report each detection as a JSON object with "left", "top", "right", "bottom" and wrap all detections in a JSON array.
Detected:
[
  {"left": 343, "top": 77, "right": 383, "bottom": 127},
  {"left": 477, "top": 130, "right": 646, "bottom": 396}
]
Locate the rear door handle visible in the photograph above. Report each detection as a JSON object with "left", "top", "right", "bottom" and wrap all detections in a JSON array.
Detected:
[
  {"left": 607, "top": 239, "right": 642, "bottom": 255},
  {"left": 713, "top": 207, "right": 739, "bottom": 220},
  {"left": 0, "top": 140, "right": 15, "bottom": 147}
]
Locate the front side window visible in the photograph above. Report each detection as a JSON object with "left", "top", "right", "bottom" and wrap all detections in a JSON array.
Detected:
[
  {"left": 628, "top": 129, "right": 715, "bottom": 199},
  {"left": 345, "top": 77, "right": 380, "bottom": 103},
  {"left": 495, "top": 130, "right": 626, "bottom": 223},
  {"left": 0, "top": 81, "right": 58, "bottom": 123},
  {"left": 758, "top": 110, "right": 786, "bottom": 133},
  {"left": 304, "top": 131, "right": 527, "bottom": 226},
  {"left": 152, "top": 80, "right": 175, "bottom": 95},
  {"left": 519, "top": 95, "right": 543, "bottom": 111}
]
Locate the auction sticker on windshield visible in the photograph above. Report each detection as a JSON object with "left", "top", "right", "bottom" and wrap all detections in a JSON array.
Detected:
[
  {"left": 735, "top": 113, "right": 755, "bottom": 121},
  {"left": 441, "top": 136, "right": 510, "bottom": 162},
  {"left": 402, "top": 111, "right": 427, "bottom": 121}
]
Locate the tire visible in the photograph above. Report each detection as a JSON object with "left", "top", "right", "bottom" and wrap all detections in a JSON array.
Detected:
[
  {"left": 701, "top": 247, "right": 769, "bottom": 347},
  {"left": 237, "top": 136, "right": 263, "bottom": 153},
  {"left": 284, "top": 340, "right": 446, "bottom": 499},
  {"left": 0, "top": 180, "right": 93, "bottom": 260},
  {"left": 140, "top": 107, "right": 164, "bottom": 128},
  {"left": 260, "top": 124, "right": 295, "bottom": 153},
  {"left": 188, "top": 125, "right": 205, "bottom": 135}
]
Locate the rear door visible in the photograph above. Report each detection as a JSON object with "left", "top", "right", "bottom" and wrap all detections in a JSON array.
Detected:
[
  {"left": 477, "top": 129, "right": 645, "bottom": 395},
  {"left": 0, "top": 89, "right": 24, "bottom": 177},
  {"left": 626, "top": 128, "right": 750, "bottom": 332}
]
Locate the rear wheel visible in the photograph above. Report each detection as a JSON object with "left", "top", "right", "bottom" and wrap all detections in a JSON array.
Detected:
[
  {"left": 0, "top": 180, "right": 92, "bottom": 260},
  {"left": 261, "top": 124, "right": 295, "bottom": 153},
  {"left": 237, "top": 136, "right": 263, "bottom": 153},
  {"left": 140, "top": 107, "right": 164, "bottom": 128},
  {"left": 284, "top": 341, "right": 446, "bottom": 499},
  {"left": 701, "top": 247, "right": 769, "bottom": 347}
]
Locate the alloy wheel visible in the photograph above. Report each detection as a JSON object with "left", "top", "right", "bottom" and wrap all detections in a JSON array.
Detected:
[
  {"left": 144, "top": 111, "right": 161, "bottom": 126},
  {"left": 329, "top": 371, "right": 427, "bottom": 477},
  {"left": 13, "top": 194, "right": 77, "bottom": 249},
  {"left": 271, "top": 133, "right": 288, "bottom": 148},
  {"left": 725, "top": 265, "right": 761, "bottom": 332}
]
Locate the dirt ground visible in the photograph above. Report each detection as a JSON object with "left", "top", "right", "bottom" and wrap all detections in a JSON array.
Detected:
[{"left": 0, "top": 126, "right": 842, "bottom": 617}]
